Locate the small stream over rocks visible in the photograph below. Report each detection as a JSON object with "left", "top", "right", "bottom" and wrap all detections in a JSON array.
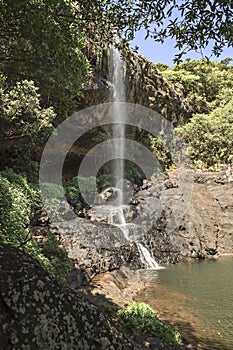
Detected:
[{"left": 37, "top": 166, "right": 233, "bottom": 288}]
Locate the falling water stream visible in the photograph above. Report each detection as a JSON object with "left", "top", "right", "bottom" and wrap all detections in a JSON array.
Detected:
[
  {"left": 109, "top": 46, "right": 162, "bottom": 269},
  {"left": 110, "top": 46, "right": 125, "bottom": 199},
  {"left": 137, "top": 243, "right": 165, "bottom": 270},
  {"left": 108, "top": 45, "right": 232, "bottom": 350}
]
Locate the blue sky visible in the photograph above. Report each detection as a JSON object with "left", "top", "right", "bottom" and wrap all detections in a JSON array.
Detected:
[{"left": 131, "top": 30, "right": 233, "bottom": 66}]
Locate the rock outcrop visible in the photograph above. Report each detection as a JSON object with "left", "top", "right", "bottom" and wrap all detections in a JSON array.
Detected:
[
  {"left": 62, "top": 47, "right": 194, "bottom": 179},
  {"left": 0, "top": 243, "right": 139, "bottom": 350},
  {"left": 53, "top": 219, "right": 142, "bottom": 281},
  {"left": 81, "top": 47, "right": 193, "bottom": 124},
  {"left": 51, "top": 167, "right": 233, "bottom": 278},
  {"left": 128, "top": 167, "right": 233, "bottom": 263}
]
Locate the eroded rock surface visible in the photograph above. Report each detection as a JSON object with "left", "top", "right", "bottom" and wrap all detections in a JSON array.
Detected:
[
  {"left": 0, "top": 243, "right": 138, "bottom": 350},
  {"left": 32, "top": 168, "right": 233, "bottom": 287},
  {"left": 134, "top": 168, "right": 233, "bottom": 263},
  {"left": 59, "top": 168, "right": 233, "bottom": 273},
  {"left": 81, "top": 48, "right": 194, "bottom": 123},
  {"left": 54, "top": 219, "right": 141, "bottom": 280}
]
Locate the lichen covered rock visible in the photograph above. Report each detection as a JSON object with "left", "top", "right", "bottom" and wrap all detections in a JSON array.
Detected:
[{"left": 0, "top": 243, "right": 137, "bottom": 349}]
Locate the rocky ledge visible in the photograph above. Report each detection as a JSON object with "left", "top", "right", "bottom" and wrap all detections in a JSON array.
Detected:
[
  {"left": 0, "top": 243, "right": 139, "bottom": 350},
  {"left": 49, "top": 167, "right": 233, "bottom": 284},
  {"left": 0, "top": 243, "right": 199, "bottom": 349}
]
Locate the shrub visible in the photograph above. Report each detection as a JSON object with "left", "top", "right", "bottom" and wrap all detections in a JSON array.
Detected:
[
  {"left": 41, "top": 232, "right": 71, "bottom": 276},
  {"left": 0, "top": 174, "right": 33, "bottom": 245},
  {"left": 0, "top": 168, "right": 37, "bottom": 204},
  {"left": 39, "top": 182, "right": 66, "bottom": 221},
  {"left": 0, "top": 169, "right": 71, "bottom": 276},
  {"left": 140, "top": 133, "right": 173, "bottom": 171},
  {"left": 117, "top": 302, "right": 181, "bottom": 345},
  {"left": 0, "top": 173, "right": 51, "bottom": 270},
  {"left": 158, "top": 59, "right": 233, "bottom": 114},
  {"left": 65, "top": 176, "right": 97, "bottom": 214},
  {"left": 177, "top": 99, "right": 233, "bottom": 168}
]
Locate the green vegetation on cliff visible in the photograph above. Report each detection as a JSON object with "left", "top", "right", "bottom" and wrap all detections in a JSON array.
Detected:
[
  {"left": 0, "top": 1, "right": 232, "bottom": 348},
  {"left": 158, "top": 59, "right": 233, "bottom": 113},
  {"left": 177, "top": 100, "right": 233, "bottom": 168},
  {"left": 0, "top": 169, "right": 71, "bottom": 276},
  {"left": 158, "top": 59, "right": 233, "bottom": 168}
]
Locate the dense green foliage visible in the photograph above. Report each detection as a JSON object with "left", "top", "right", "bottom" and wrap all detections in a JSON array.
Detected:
[
  {"left": 0, "top": 0, "right": 91, "bottom": 180},
  {"left": 69, "top": 1, "right": 233, "bottom": 63},
  {"left": 157, "top": 59, "right": 233, "bottom": 168},
  {"left": 0, "top": 78, "right": 55, "bottom": 138},
  {"left": 0, "top": 171, "right": 35, "bottom": 246},
  {"left": 40, "top": 182, "right": 66, "bottom": 221},
  {"left": 140, "top": 133, "right": 173, "bottom": 171},
  {"left": 0, "top": 78, "right": 57, "bottom": 183},
  {"left": 41, "top": 232, "right": 71, "bottom": 277},
  {"left": 0, "top": 0, "right": 232, "bottom": 281},
  {"left": 177, "top": 100, "right": 233, "bottom": 168},
  {"left": 0, "top": 169, "right": 71, "bottom": 276},
  {"left": 1, "top": 0, "right": 231, "bottom": 76},
  {"left": 158, "top": 59, "right": 233, "bottom": 113},
  {"left": 0, "top": 170, "right": 49, "bottom": 267},
  {"left": 118, "top": 302, "right": 181, "bottom": 345},
  {"left": 0, "top": 0, "right": 90, "bottom": 115},
  {"left": 0, "top": 77, "right": 56, "bottom": 174}
]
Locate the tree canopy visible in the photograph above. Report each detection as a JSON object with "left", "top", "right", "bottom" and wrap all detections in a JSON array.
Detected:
[
  {"left": 0, "top": 0, "right": 90, "bottom": 115},
  {"left": 158, "top": 59, "right": 233, "bottom": 168},
  {"left": 1, "top": 0, "right": 232, "bottom": 94},
  {"left": 157, "top": 58, "right": 233, "bottom": 112},
  {"left": 80, "top": 0, "right": 233, "bottom": 63}
]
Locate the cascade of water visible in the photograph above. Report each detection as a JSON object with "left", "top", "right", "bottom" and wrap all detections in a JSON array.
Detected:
[
  {"left": 107, "top": 205, "right": 129, "bottom": 241},
  {"left": 110, "top": 46, "right": 125, "bottom": 203},
  {"left": 116, "top": 206, "right": 130, "bottom": 241},
  {"left": 109, "top": 45, "right": 163, "bottom": 270},
  {"left": 137, "top": 243, "right": 165, "bottom": 270}
]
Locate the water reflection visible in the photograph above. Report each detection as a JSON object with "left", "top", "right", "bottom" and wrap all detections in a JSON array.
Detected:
[{"left": 137, "top": 257, "right": 233, "bottom": 350}]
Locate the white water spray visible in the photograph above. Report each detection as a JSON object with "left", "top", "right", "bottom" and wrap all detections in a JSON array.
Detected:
[
  {"left": 109, "top": 45, "right": 164, "bottom": 270},
  {"left": 108, "top": 205, "right": 129, "bottom": 241},
  {"left": 110, "top": 46, "right": 125, "bottom": 203},
  {"left": 137, "top": 243, "right": 165, "bottom": 270}
]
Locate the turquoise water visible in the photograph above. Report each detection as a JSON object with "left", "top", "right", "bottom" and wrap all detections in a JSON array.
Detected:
[{"left": 138, "top": 257, "right": 233, "bottom": 349}]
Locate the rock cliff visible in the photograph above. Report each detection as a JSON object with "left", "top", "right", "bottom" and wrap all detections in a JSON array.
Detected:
[
  {"left": 81, "top": 46, "right": 193, "bottom": 124},
  {"left": 34, "top": 167, "right": 233, "bottom": 285},
  {"left": 136, "top": 167, "right": 233, "bottom": 263}
]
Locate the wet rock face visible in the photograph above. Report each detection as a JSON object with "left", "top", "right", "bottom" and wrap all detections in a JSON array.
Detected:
[
  {"left": 0, "top": 244, "right": 137, "bottom": 350},
  {"left": 93, "top": 187, "right": 120, "bottom": 204},
  {"left": 54, "top": 219, "right": 142, "bottom": 280},
  {"left": 32, "top": 167, "right": 233, "bottom": 286},
  {"left": 76, "top": 168, "right": 233, "bottom": 268},
  {"left": 133, "top": 168, "right": 233, "bottom": 263}
]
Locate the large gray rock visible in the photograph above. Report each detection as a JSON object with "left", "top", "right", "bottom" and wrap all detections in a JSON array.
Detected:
[
  {"left": 33, "top": 167, "right": 233, "bottom": 283},
  {"left": 0, "top": 243, "right": 138, "bottom": 350},
  {"left": 133, "top": 168, "right": 233, "bottom": 263},
  {"left": 53, "top": 219, "right": 142, "bottom": 279}
]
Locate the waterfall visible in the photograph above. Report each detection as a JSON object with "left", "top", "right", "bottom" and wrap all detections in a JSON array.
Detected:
[
  {"left": 110, "top": 46, "right": 125, "bottom": 203},
  {"left": 108, "top": 205, "right": 129, "bottom": 241},
  {"left": 137, "top": 243, "right": 165, "bottom": 270},
  {"left": 108, "top": 45, "right": 164, "bottom": 270}
]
